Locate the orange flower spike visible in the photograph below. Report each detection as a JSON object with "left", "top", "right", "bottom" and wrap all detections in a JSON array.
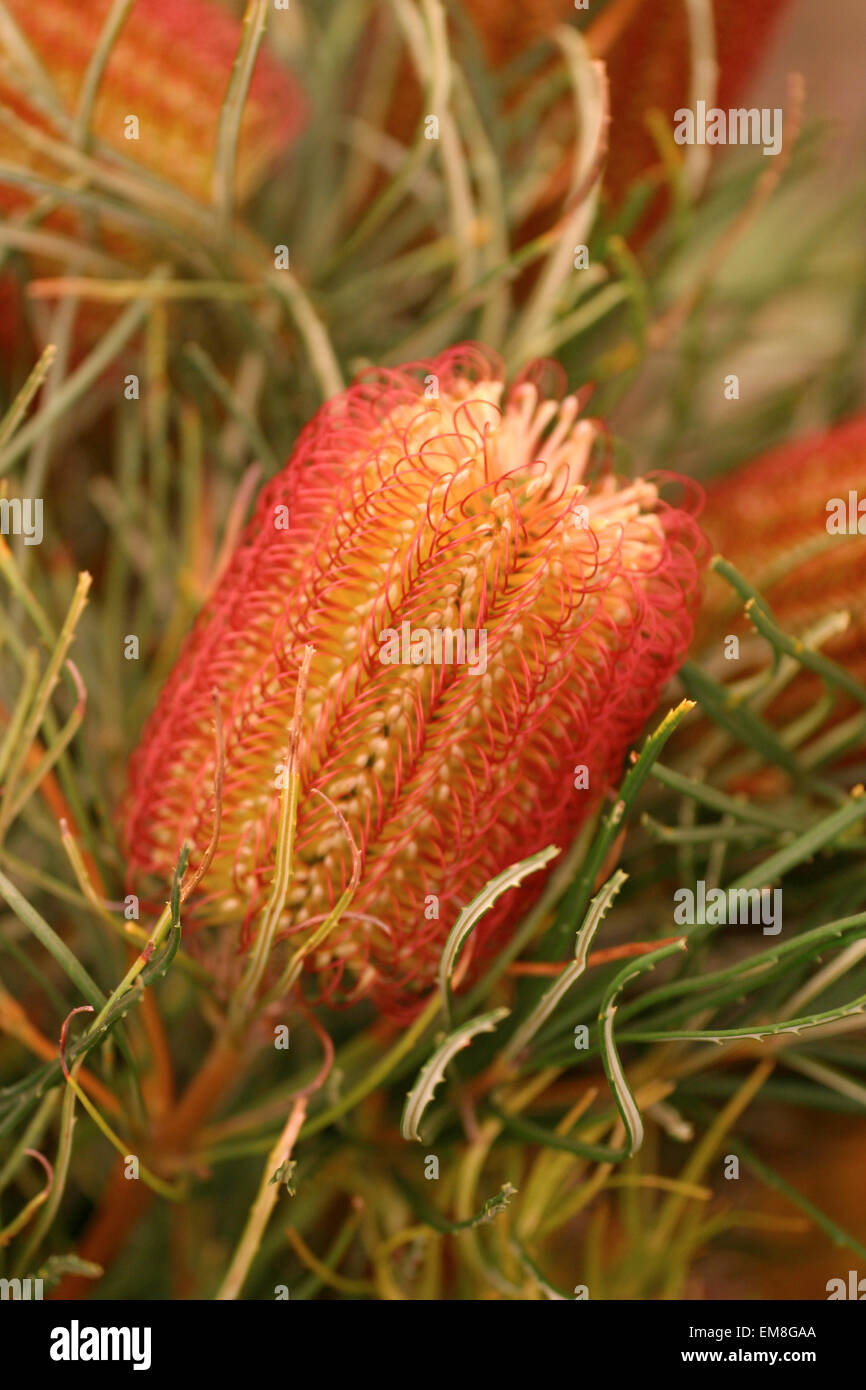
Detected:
[
  {"left": 401, "top": 0, "right": 793, "bottom": 243},
  {"left": 0, "top": 0, "right": 305, "bottom": 206},
  {"left": 125, "top": 345, "right": 707, "bottom": 1016},
  {"left": 699, "top": 416, "right": 866, "bottom": 702},
  {"left": 599, "top": 0, "right": 792, "bottom": 214},
  {"left": 695, "top": 418, "right": 866, "bottom": 800}
]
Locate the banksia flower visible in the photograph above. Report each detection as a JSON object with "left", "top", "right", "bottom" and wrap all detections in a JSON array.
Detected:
[
  {"left": 0, "top": 0, "right": 304, "bottom": 357},
  {"left": 125, "top": 344, "right": 706, "bottom": 1016},
  {"left": 600, "top": 0, "right": 791, "bottom": 217},
  {"left": 698, "top": 416, "right": 866, "bottom": 738},
  {"left": 0, "top": 0, "right": 304, "bottom": 208},
  {"left": 382, "top": 0, "right": 790, "bottom": 247}
]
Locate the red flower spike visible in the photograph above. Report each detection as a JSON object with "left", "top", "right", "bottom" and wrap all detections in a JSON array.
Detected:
[
  {"left": 698, "top": 416, "right": 866, "bottom": 737},
  {"left": 125, "top": 345, "right": 707, "bottom": 1016}
]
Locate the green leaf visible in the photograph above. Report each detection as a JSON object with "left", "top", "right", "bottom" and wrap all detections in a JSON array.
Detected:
[
  {"left": 502, "top": 868, "right": 627, "bottom": 1065},
  {"left": 599, "top": 938, "right": 688, "bottom": 1155},
  {"left": 401, "top": 1008, "right": 509, "bottom": 1143},
  {"left": 393, "top": 1171, "right": 517, "bottom": 1233},
  {"left": 540, "top": 701, "right": 694, "bottom": 961},
  {"left": 0, "top": 868, "right": 105, "bottom": 1010},
  {"left": 37, "top": 1254, "right": 103, "bottom": 1290},
  {"left": 438, "top": 844, "right": 559, "bottom": 1020}
]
